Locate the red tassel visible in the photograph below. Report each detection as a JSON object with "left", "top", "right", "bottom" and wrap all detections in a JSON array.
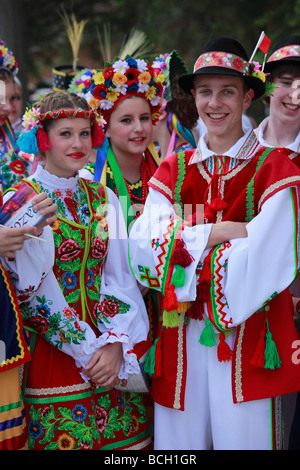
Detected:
[
  {"left": 210, "top": 192, "right": 228, "bottom": 211},
  {"left": 171, "top": 239, "right": 194, "bottom": 267},
  {"left": 91, "top": 119, "right": 105, "bottom": 148},
  {"left": 36, "top": 127, "right": 50, "bottom": 152},
  {"left": 162, "top": 284, "right": 178, "bottom": 311},
  {"left": 250, "top": 325, "right": 266, "bottom": 368},
  {"left": 186, "top": 300, "right": 204, "bottom": 320},
  {"left": 217, "top": 332, "right": 232, "bottom": 362},
  {"left": 199, "top": 259, "right": 213, "bottom": 283},
  {"left": 204, "top": 203, "right": 215, "bottom": 220},
  {"left": 196, "top": 281, "right": 210, "bottom": 302}
]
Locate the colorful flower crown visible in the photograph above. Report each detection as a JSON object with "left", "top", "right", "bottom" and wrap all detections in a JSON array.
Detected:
[
  {"left": 72, "top": 56, "right": 165, "bottom": 129},
  {"left": 17, "top": 106, "right": 105, "bottom": 155},
  {"left": 0, "top": 40, "right": 18, "bottom": 76}
]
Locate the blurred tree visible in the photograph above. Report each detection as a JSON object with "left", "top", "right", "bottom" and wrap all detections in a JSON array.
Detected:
[
  {"left": 0, "top": 0, "right": 28, "bottom": 103},
  {"left": 16, "top": 0, "right": 300, "bottom": 120}
]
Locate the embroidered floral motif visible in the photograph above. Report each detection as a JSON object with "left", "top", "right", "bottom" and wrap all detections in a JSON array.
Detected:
[
  {"left": 0, "top": 150, "right": 30, "bottom": 192},
  {"left": 21, "top": 295, "right": 87, "bottom": 349},
  {"left": 27, "top": 392, "right": 147, "bottom": 450},
  {"left": 98, "top": 295, "right": 130, "bottom": 324}
]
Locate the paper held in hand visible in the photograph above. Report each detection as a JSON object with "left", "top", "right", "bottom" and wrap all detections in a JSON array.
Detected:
[{"left": 0, "top": 182, "right": 46, "bottom": 230}]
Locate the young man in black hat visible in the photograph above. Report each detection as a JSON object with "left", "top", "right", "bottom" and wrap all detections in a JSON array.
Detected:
[{"left": 129, "top": 37, "right": 300, "bottom": 450}]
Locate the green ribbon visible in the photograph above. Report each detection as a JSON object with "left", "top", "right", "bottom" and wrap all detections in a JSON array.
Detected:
[{"left": 107, "top": 145, "right": 135, "bottom": 232}]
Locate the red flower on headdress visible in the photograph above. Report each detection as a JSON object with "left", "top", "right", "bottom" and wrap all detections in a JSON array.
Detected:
[
  {"left": 103, "top": 67, "right": 114, "bottom": 80},
  {"left": 36, "top": 127, "right": 50, "bottom": 152},
  {"left": 91, "top": 119, "right": 105, "bottom": 148},
  {"left": 125, "top": 67, "right": 140, "bottom": 85},
  {"left": 92, "top": 84, "right": 106, "bottom": 100}
]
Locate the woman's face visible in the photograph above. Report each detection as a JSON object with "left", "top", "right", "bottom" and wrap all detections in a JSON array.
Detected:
[
  {"left": 44, "top": 117, "right": 92, "bottom": 178},
  {"left": 0, "top": 80, "right": 16, "bottom": 126},
  {"left": 106, "top": 96, "right": 153, "bottom": 160},
  {"left": 8, "top": 83, "right": 22, "bottom": 124}
]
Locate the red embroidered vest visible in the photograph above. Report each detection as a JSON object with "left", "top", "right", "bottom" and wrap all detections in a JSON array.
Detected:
[
  {"left": 148, "top": 145, "right": 300, "bottom": 409},
  {"left": 23, "top": 178, "right": 109, "bottom": 332}
]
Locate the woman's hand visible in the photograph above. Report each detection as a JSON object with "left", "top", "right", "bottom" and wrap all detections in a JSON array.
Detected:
[
  {"left": 32, "top": 192, "right": 58, "bottom": 230},
  {"left": 84, "top": 342, "right": 124, "bottom": 389},
  {"left": 0, "top": 225, "right": 38, "bottom": 258}
]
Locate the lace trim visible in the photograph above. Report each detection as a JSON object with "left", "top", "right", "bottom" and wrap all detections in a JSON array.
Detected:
[
  {"left": 173, "top": 314, "right": 185, "bottom": 410},
  {"left": 33, "top": 163, "right": 79, "bottom": 190},
  {"left": 258, "top": 176, "right": 300, "bottom": 212},
  {"left": 234, "top": 322, "right": 245, "bottom": 403},
  {"left": 149, "top": 176, "right": 173, "bottom": 200},
  {"left": 25, "top": 381, "right": 91, "bottom": 396}
]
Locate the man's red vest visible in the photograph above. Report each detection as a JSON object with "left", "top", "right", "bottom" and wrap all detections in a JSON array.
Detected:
[{"left": 148, "top": 144, "right": 300, "bottom": 409}]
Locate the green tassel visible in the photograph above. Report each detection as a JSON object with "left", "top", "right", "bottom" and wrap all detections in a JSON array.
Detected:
[
  {"left": 199, "top": 318, "right": 216, "bottom": 347},
  {"left": 264, "top": 329, "right": 281, "bottom": 370},
  {"left": 163, "top": 309, "right": 180, "bottom": 327},
  {"left": 171, "top": 264, "right": 186, "bottom": 288},
  {"left": 143, "top": 339, "right": 159, "bottom": 376}
]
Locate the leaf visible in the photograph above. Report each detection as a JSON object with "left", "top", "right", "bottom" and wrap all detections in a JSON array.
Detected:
[{"left": 65, "top": 289, "right": 80, "bottom": 304}]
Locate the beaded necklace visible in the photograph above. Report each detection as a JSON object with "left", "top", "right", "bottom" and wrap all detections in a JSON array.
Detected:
[{"left": 113, "top": 158, "right": 152, "bottom": 218}]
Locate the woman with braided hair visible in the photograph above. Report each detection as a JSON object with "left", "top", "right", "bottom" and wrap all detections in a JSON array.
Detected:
[{"left": 1, "top": 90, "right": 152, "bottom": 450}]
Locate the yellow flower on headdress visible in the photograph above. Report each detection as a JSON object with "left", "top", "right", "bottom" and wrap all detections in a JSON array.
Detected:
[
  {"left": 145, "top": 86, "right": 157, "bottom": 100},
  {"left": 112, "top": 72, "right": 127, "bottom": 86},
  {"left": 78, "top": 83, "right": 85, "bottom": 93},
  {"left": 93, "top": 71, "right": 105, "bottom": 85},
  {"left": 0, "top": 45, "right": 8, "bottom": 56},
  {"left": 256, "top": 71, "right": 266, "bottom": 83},
  {"left": 89, "top": 97, "right": 100, "bottom": 109},
  {"left": 107, "top": 89, "right": 120, "bottom": 103},
  {"left": 154, "top": 73, "right": 166, "bottom": 84},
  {"left": 138, "top": 71, "right": 151, "bottom": 85}
]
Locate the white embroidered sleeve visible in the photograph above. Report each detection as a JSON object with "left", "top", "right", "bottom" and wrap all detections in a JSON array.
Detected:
[
  {"left": 129, "top": 187, "right": 212, "bottom": 302},
  {"left": 216, "top": 187, "right": 298, "bottom": 326},
  {"left": 97, "top": 188, "right": 149, "bottom": 379}
]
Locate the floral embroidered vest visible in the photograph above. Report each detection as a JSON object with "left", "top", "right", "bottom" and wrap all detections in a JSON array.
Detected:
[{"left": 24, "top": 178, "right": 109, "bottom": 331}]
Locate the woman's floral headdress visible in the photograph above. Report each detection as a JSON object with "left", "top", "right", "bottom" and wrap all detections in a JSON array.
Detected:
[
  {"left": 72, "top": 56, "right": 165, "bottom": 129},
  {"left": 0, "top": 40, "right": 18, "bottom": 76},
  {"left": 17, "top": 106, "right": 105, "bottom": 154}
]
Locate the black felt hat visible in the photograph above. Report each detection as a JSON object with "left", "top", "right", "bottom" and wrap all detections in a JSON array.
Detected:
[
  {"left": 264, "top": 35, "right": 300, "bottom": 73},
  {"left": 178, "top": 37, "right": 265, "bottom": 100}
]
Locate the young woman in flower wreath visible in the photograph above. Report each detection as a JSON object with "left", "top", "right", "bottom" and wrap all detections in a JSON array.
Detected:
[
  {"left": 5, "top": 90, "right": 152, "bottom": 450},
  {"left": 72, "top": 57, "right": 165, "bottom": 431},
  {"left": 0, "top": 40, "right": 32, "bottom": 193}
]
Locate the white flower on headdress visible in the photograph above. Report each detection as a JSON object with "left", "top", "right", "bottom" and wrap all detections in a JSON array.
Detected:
[
  {"left": 3, "top": 55, "right": 11, "bottom": 67},
  {"left": 116, "top": 83, "right": 128, "bottom": 95},
  {"left": 138, "top": 82, "right": 149, "bottom": 93},
  {"left": 150, "top": 96, "right": 161, "bottom": 106},
  {"left": 99, "top": 99, "right": 114, "bottom": 110},
  {"left": 136, "top": 59, "right": 148, "bottom": 73},
  {"left": 81, "top": 91, "right": 93, "bottom": 104},
  {"left": 113, "top": 60, "right": 129, "bottom": 74}
]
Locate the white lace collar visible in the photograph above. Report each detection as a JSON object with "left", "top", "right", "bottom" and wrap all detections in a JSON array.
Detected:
[
  {"left": 189, "top": 129, "right": 261, "bottom": 165},
  {"left": 30, "top": 163, "right": 80, "bottom": 192},
  {"left": 256, "top": 117, "right": 300, "bottom": 152}
]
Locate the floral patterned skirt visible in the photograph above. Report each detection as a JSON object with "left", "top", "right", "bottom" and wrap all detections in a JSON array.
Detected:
[{"left": 23, "top": 334, "right": 153, "bottom": 450}]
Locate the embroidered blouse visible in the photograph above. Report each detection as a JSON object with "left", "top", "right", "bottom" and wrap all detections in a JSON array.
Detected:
[{"left": 1, "top": 164, "right": 149, "bottom": 381}]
